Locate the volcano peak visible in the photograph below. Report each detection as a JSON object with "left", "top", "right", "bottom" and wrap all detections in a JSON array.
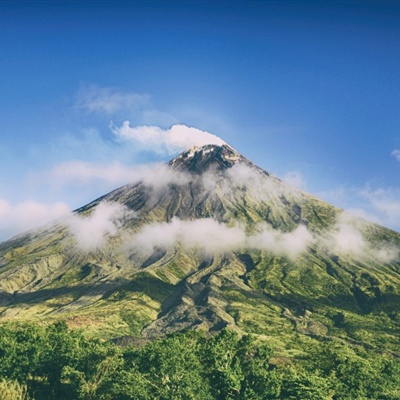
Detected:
[{"left": 169, "top": 143, "right": 248, "bottom": 173}]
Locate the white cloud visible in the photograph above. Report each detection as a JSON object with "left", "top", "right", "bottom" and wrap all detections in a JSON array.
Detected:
[
  {"left": 360, "top": 187, "right": 400, "bottom": 228},
  {"left": 282, "top": 171, "right": 307, "bottom": 190},
  {"left": 316, "top": 184, "right": 400, "bottom": 232},
  {"left": 129, "top": 217, "right": 312, "bottom": 260},
  {"left": 248, "top": 224, "right": 313, "bottom": 259},
  {"left": 391, "top": 149, "right": 400, "bottom": 161},
  {"left": 64, "top": 202, "right": 134, "bottom": 251},
  {"left": 38, "top": 161, "right": 191, "bottom": 195},
  {"left": 319, "top": 212, "right": 399, "bottom": 263},
  {"left": 0, "top": 199, "right": 71, "bottom": 242},
  {"left": 74, "top": 83, "right": 150, "bottom": 114},
  {"left": 112, "top": 122, "right": 226, "bottom": 154},
  {"left": 25, "top": 157, "right": 196, "bottom": 216},
  {"left": 49, "top": 161, "right": 140, "bottom": 187},
  {"left": 130, "top": 218, "right": 246, "bottom": 256},
  {"left": 141, "top": 164, "right": 191, "bottom": 190},
  {"left": 221, "top": 163, "right": 304, "bottom": 205},
  {"left": 329, "top": 213, "right": 365, "bottom": 255}
]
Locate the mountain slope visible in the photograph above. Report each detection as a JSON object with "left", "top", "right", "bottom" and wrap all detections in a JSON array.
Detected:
[{"left": 1, "top": 144, "right": 400, "bottom": 354}]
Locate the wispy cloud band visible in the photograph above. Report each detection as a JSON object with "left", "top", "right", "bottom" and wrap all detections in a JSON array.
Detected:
[{"left": 74, "top": 83, "right": 150, "bottom": 114}]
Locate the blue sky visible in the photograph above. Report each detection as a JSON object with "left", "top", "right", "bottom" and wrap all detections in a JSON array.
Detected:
[{"left": 1, "top": 0, "right": 400, "bottom": 240}]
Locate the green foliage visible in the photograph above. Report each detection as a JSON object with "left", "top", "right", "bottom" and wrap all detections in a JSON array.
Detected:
[
  {"left": 131, "top": 331, "right": 213, "bottom": 399},
  {"left": 0, "top": 378, "right": 30, "bottom": 400},
  {"left": 301, "top": 340, "right": 400, "bottom": 399},
  {"left": 0, "top": 323, "right": 400, "bottom": 399}
]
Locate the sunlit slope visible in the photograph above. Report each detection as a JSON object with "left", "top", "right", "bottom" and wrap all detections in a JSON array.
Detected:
[{"left": 0, "top": 144, "right": 400, "bottom": 353}]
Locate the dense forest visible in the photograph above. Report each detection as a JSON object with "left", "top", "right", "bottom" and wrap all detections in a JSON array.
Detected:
[{"left": 0, "top": 322, "right": 399, "bottom": 400}]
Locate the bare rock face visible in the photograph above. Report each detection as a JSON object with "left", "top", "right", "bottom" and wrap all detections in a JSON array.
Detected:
[
  {"left": 0, "top": 144, "right": 400, "bottom": 352},
  {"left": 170, "top": 144, "right": 248, "bottom": 173}
]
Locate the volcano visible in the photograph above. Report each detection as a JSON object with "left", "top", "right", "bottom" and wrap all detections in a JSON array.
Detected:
[{"left": 1, "top": 144, "right": 400, "bottom": 352}]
